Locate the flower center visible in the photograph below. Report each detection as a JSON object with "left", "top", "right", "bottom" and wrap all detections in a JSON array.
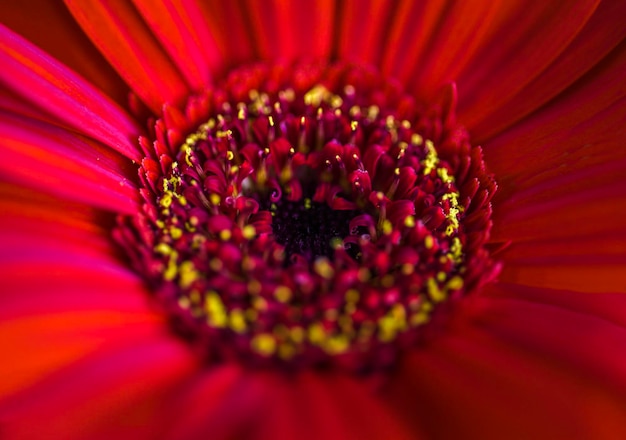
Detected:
[
  {"left": 115, "top": 62, "right": 497, "bottom": 371},
  {"left": 267, "top": 198, "right": 361, "bottom": 262}
]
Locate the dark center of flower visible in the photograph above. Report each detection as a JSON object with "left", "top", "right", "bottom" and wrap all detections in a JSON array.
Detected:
[
  {"left": 266, "top": 198, "right": 361, "bottom": 262},
  {"left": 115, "top": 62, "right": 497, "bottom": 372}
]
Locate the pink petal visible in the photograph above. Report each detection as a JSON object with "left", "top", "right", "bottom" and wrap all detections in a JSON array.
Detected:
[
  {"left": 2, "top": 1, "right": 129, "bottom": 107},
  {"left": 0, "top": 24, "right": 142, "bottom": 160},
  {"left": 0, "top": 112, "right": 139, "bottom": 213}
]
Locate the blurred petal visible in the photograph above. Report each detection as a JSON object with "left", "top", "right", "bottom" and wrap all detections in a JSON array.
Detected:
[
  {"left": 65, "top": 0, "right": 190, "bottom": 112},
  {"left": 245, "top": 0, "right": 336, "bottom": 61},
  {"left": 1, "top": 0, "right": 129, "bottom": 107},
  {"left": 0, "top": 185, "right": 174, "bottom": 406},
  {"left": 455, "top": 1, "right": 600, "bottom": 128},
  {"left": 131, "top": 0, "right": 222, "bottom": 90},
  {"left": 0, "top": 24, "right": 142, "bottom": 160},
  {"left": 1, "top": 337, "right": 196, "bottom": 439},
  {"left": 255, "top": 372, "right": 416, "bottom": 440},
  {"left": 335, "top": 0, "right": 395, "bottom": 66},
  {"left": 192, "top": 0, "right": 256, "bottom": 69},
  {"left": 384, "top": 308, "right": 626, "bottom": 438},
  {"left": 472, "top": 0, "right": 626, "bottom": 141},
  {"left": 0, "top": 112, "right": 139, "bottom": 213}
]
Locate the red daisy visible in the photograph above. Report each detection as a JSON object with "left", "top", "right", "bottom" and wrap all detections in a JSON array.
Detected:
[{"left": 1, "top": 1, "right": 626, "bottom": 438}]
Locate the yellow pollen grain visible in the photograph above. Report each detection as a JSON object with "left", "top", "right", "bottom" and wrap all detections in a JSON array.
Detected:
[
  {"left": 382, "top": 219, "right": 393, "bottom": 235},
  {"left": 436, "top": 271, "right": 447, "bottom": 282},
  {"left": 424, "top": 235, "right": 434, "bottom": 249},
  {"left": 179, "top": 261, "right": 199, "bottom": 289},
  {"left": 427, "top": 278, "right": 447, "bottom": 303},
  {"left": 219, "top": 229, "right": 232, "bottom": 241},
  {"left": 404, "top": 215, "right": 416, "bottom": 228},
  {"left": 450, "top": 237, "right": 463, "bottom": 263},
  {"left": 205, "top": 292, "right": 227, "bottom": 328},
  {"left": 170, "top": 226, "right": 183, "bottom": 240},
  {"left": 351, "top": 120, "right": 358, "bottom": 131},
  {"left": 447, "top": 276, "right": 464, "bottom": 291},
  {"left": 155, "top": 243, "right": 172, "bottom": 255},
  {"left": 251, "top": 333, "right": 276, "bottom": 356},
  {"left": 308, "top": 323, "right": 326, "bottom": 345},
  {"left": 304, "top": 198, "right": 312, "bottom": 209},
  {"left": 209, "top": 193, "right": 221, "bottom": 205},
  {"left": 437, "top": 167, "right": 454, "bottom": 184},
  {"left": 324, "top": 335, "right": 350, "bottom": 355},
  {"left": 331, "top": 95, "right": 343, "bottom": 108},
  {"left": 313, "top": 258, "right": 335, "bottom": 279},
  {"left": 274, "top": 285, "right": 293, "bottom": 303},
  {"left": 304, "top": 84, "right": 329, "bottom": 107},
  {"left": 367, "top": 105, "right": 380, "bottom": 120},
  {"left": 160, "top": 193, "right": 173, "bottom": 208},
  {"left": 242, "top": 225, "right": 256, "bottom": 240},
  {"left": 410, "top": 312, "right": 430, "bottom": 326},
  {"left": 401, "top": 263, "right": 414, "bottom": 275},
  {"left": 445, "top": 224, "right": 456, "bottom": 236},
  {"left": 163, "top": 256, "right": 178, "bottom": 281},
  {"left": 229, "top": 309, "right": 247, "bottom": 333}
]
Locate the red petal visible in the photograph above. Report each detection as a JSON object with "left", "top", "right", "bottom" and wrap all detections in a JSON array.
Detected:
[
  {"left": 472, "top": 1, "right": 626, "bottom": 141},
  {"left": 2, "top": 0, "right": 129, "bottom": 107},
  {"left": 0, "top": 25, "right": 142, "bottom": 160},
  {"left": 0, "top": 113, "right": 139, "bottom": 213},
  {"left": 254, "top": 371, "right": 415, "bottom": 440},
  {"left": 384, "top": 309, "right": 626, "bottom": 438},
  {"left": 245, "top": 0, "right": 335, "bottom": 61},
  {"left": 193, "top": 0, "right": 257, "bottom": 68},
  {"left": 65, "top": 0, "right": 190, "bottom": 113},
  {"left": 335, "top": 0, "right": 396, "bottom": 66},
  {"left": 131, "top": 0, "right": 222, "bottom": 90},
  {"left": 1, "top": 337, "right": 195, "bottom": 439},
  {"left": 456, "top": 1, "right": 601, "bottom": 129}
]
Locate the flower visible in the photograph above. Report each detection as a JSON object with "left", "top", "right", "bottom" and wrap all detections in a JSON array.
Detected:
[{"left": 1, "top": 1, "right": 625, "bottom": 439}]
